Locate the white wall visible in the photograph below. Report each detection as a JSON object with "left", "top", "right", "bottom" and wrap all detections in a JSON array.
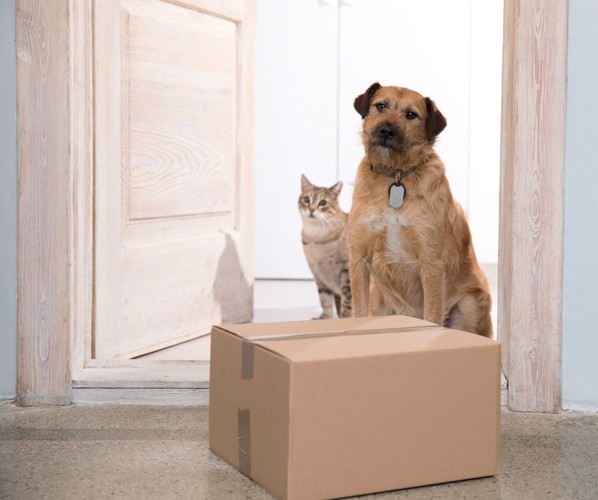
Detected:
[
  {"left": 562, "top": 0, "right": 598, "bottom": 411},
  {"left": 255, "top": 0, "right": 503, "bottom": 279},
  {"left": 0, "top": 0, "right": 17, "bottom": 400},
  {"left": 254, "top": 0, "right": 339, "bottom": 279}
]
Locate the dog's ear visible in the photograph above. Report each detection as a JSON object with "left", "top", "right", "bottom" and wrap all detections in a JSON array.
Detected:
[
  {"left": 425, "top": 97, "right": 447, "bottom": 140},
  {"left": 354, "top": 82, "right": 381, "bottom": 119}
]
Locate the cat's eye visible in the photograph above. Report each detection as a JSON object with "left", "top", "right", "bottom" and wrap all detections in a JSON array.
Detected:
[
  {"left": 405, "top": 110, "right": 418, "bottom": 120},
  {"left": 303, "top": 196, "right": 310, "bottom": 204},
  {"left": 319, "top": 200, "right": 327, "bottom": 206}
]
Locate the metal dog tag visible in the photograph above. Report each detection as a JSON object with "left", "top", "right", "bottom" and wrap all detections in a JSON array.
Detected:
[{"left": 388, "top": 182, "right": 406, "bottom": 208}]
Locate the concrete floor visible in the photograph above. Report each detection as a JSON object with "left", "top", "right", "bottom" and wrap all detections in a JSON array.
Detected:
[
  {"left": 3, "top": 273, "right": 596, "bottom": 499},
  {"left": 1, "top": 404, "right": 597, "bottom": 500}
]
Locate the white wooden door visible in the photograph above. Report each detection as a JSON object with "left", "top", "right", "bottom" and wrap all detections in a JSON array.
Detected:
[{"left": 93, "top": 0, "right": 254, "bottom": 359}]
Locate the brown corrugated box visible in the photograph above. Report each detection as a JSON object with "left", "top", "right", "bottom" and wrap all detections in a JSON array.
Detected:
[{"left": 209, "top": 315, "right": 500, "bottom": 500}]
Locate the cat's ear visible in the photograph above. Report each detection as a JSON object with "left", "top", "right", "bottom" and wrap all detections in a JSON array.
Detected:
[
  {"left": 330, "top": 181, "right": 343, "bottom": 198},
  {"left": 301, "top": 174, "right": 312, "bottom": 190}
]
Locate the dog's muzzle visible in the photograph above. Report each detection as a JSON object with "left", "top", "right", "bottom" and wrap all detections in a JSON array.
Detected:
[{"left": 370, "top": 122, "right": 402, "bottom": 151}]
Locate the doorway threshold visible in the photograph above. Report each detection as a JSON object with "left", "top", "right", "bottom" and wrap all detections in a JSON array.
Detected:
[{"left": 72, "top": 360, "right": 209, "bottom": 406}]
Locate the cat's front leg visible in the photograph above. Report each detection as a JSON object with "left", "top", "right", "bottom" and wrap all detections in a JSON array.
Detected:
[
  {"left": 314, "top": 282, "right": 336, "bottom": 319},
  {"left": 338, "top": 267, "right": 352, "bottom": 318}
]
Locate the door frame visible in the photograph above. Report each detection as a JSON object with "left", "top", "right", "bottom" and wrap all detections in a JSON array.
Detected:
[
  {"left": 16, "top": 0, "right": 255, "bottom": 405},
  {"left": 16, "top": 0, "right": 566, "bottom": 411},
  {"left": 498, "top": 0, "right": 567, "bottom": 413}
]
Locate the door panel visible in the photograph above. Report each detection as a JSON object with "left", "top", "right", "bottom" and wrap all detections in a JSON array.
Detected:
[
  {"left": 93, "top": 0, "right": 253, "bottom": 359},
  {"left": 126, "top": 5, "right": 236, "bottom": 219}
]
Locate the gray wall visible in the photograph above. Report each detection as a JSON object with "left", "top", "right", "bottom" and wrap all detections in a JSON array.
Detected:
[
  {"left": 0, "top": 0, "right": 17, "bottom": 400},
  {"left": 562, "top": 0, "right": 598, "bottom": 411}
]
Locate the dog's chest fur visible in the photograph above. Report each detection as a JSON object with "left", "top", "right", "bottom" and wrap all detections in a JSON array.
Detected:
[{"left": 363, "top": 207, "right": 417, "bottom": 265}]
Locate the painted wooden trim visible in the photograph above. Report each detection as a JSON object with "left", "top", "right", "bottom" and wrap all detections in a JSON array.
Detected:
[
  {"left": 236, "top": 0, "right": 257, "bottom": 311},
  {"left": 163, "top": 0, "right": 244, "bottom": 23},
  {"left": 72, "top": 388, "right": 209, "bottom": 406},
  {"left": 16, "top": 0, "right": 73, "bottom": 406},
  {"left": 69, "top": 0, "right": 94, "bottom": 382},
  {"left": 74, "top": 360, "right": 210, "bottom": 388},
  {"left": 498, "top": 0, "right": 568, "bottom": 412}
]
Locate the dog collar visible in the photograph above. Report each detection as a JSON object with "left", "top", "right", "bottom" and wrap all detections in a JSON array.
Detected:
[
  {"left": 370, "top": 163, "right": 417, "bottom": 179},
  {"left": 370, "top": 164, "right": 417, "bottom": 208}
]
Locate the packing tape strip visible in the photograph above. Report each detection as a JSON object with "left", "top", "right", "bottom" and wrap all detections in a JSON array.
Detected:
[
  {"left": 240, "top": 324, "right": 447, "bottom": 379},
  {"left": 238, "top": 408, "right": 251, "bottom": 477},
  {"left": 248, "top": 324, "right": 446, "bottom": 342},
  {"left": 241, "top": 339, "right": 254, "bottom": 379}
]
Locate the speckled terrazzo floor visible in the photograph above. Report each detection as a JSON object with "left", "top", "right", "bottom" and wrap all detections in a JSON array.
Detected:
[{"left": 1, "top": 404, "right": 597, "bottom": 500}]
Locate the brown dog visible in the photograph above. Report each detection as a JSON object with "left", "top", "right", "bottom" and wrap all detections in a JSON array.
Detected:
[{"left": 347, "top": 83, "right": 492, "bottom": 337}]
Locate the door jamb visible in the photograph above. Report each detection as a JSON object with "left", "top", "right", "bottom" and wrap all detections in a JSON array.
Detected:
[
  {"left": 498, "top": 0, "right": 567, "bottom": 413},
  {"left": 16, "top": 0, "right": 566, "bottom": 410}
]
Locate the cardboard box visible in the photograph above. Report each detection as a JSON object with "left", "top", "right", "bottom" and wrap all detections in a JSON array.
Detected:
[{"left": 209, "top": 315, "right": 500, "bottom": 500}]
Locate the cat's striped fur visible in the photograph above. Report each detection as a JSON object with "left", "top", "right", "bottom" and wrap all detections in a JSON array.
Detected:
[{"left": 299, "top": 174, "right": 352, "bottom": 319}]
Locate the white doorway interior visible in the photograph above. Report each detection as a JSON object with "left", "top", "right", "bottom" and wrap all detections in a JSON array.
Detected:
[
  {"left": 144, "top": 0, "right": 504, "bottom": 360},
  {"left": 255, "top": 0, "right": 503, "bottom": 279}
]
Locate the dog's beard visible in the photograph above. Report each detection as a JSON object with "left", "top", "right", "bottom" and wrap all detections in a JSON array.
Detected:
[
  {"left": 366, "top": 144, "right": 403, "bottom": 175},
  {"left": 370, "top": 144, "right": 395, "bottom": 157}
]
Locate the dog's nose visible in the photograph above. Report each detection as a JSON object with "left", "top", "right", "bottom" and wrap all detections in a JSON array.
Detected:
[{"left": 378, "top": 126, "right": 395, "bottom": 139}]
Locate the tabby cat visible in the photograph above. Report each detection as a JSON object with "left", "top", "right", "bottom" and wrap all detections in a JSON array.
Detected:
[{"left": 299, "top": 174, "right": 352, "bottom": 319}]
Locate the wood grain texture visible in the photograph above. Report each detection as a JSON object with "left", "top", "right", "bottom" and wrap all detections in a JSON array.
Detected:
[
  {"left": 17, "top": 0, "right": 254, "bottom": 397},
  {"left": 235, "top": 0, "right": 256, "bottom": 306},
  {"left": 93, "top": 0, "right": 253, "bottom": 359},
  {"left": 164, "top": 0, "right": 244, "bottom": 22},
  {"left": 126, "top": 2, "right": 236, "bottom": 220},
  {"left": 499, "top": 0, "right": 567, "bottom": 412},
  {"left": 69, "top": 0, "right": 94, "bottom": 382},
  {"left": 92, "top": 0, "right": 125, "bottom": 360},
  {"left": 72, "top": 388, "right": 209, "bottom": 405},
  {"left": 74, "top": 360, "right": 210, "bottom": 387},
  {"left": 16, "top": 0, "right": 72, "bottom": 406}
]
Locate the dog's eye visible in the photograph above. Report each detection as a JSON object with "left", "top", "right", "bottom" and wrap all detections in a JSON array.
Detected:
[
  {"left": 375, "top": 102, "right": 386, "bottom": 112},
  {"left": 405, "top": 111, "right": 418, "bottom": 120},
  {"left": 303, "top": 196, "right": 310, "bottom": 204},
  {"left": 319, "top": 200, "right": 327, "bottom": 206}
]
